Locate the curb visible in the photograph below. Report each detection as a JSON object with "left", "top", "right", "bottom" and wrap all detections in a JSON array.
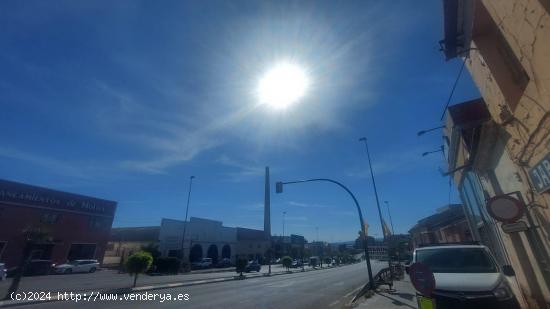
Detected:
[{"left": 0, "top": 264, "right": 357, "bottom": 308}]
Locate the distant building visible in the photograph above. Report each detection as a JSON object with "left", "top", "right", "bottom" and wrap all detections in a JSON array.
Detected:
[
  {"left": 235, "top": 227, "right": 270, "bottom": 262},
  {"left": 272, "top": 234, "right": 307, "bottom": 259},
  {"left": 158, "top": 217, "right": 237, "bottom": 264},
  {"left": 103, "top": 226, "right": 160, "bottom": 266},
  {"left": 0, "top": 179, "right": 117, "bottom": 268},
  {"left": 409, "top": 204, "right": 472, "bottom": 248}
]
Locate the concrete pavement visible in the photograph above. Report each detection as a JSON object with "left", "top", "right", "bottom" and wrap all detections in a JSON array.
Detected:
[
  {"left": 355, "top": 276, "right": 418, "bottom": 309},
  {"left": 3, "top": 261, "right": 386, "bottom": 308}
]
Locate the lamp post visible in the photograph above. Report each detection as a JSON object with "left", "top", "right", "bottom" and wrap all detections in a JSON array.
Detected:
[
  {"left": 180, "top": 176, "right": 195, "bottom": 269},
  {"left": 275, "top": 178, "right": 375, "bottom": 289},
  {"left": 282, "top": 211, "right": 286, "bottom": 238}
]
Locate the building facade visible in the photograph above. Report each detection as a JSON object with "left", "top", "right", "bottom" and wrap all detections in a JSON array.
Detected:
[
  {"left": 103, "top": 226, "right": 160, "bottom": 266},
  {"left": 158, "top": 217, "right": 237, "bottom": 265},
  {"left": 0, "top": 179, "right": 117, "bottom": 268},
  {"left": 409, "top": 204, "right": 472, "bottom": 249},
  {"left": 441, "top": 1, "right": 550, "bottom": 307}
]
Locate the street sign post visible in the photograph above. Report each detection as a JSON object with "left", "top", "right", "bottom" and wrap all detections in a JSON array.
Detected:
[
  {"left": 486, "top": 195, "right": 526, "bottom": 223},
  {"left": 410, "top": 262, "right": 436, "bottom": 309},
  {"left": 502, "top": 221, "right": 529, "bottom": 233}
]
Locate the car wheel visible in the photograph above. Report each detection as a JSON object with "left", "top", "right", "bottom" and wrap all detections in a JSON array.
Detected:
[
  {"left": 89, "top": 267, "right": 96, "bottom": 273},
  {"left": 65, "top": 269, "right": 72, "bottom": 274}
]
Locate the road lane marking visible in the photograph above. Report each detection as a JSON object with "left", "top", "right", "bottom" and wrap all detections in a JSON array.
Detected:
[{"left": 329, "top": 301, "right": 340, "bottom": 307}]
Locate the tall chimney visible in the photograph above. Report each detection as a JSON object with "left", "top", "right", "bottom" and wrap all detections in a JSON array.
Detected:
[{"left": 264, "top": 166, "right": 271, "bottom": 238}]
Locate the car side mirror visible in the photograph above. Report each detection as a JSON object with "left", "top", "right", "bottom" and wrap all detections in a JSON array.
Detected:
[{"left": 502, "top": 265, "right": 515, "bottom": 276}]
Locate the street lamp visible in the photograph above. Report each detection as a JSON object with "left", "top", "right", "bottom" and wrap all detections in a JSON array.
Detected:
[
  {"left": 275, "top": 178, "right": 375, "bottom": 289},
  {"left": 417, "top": 125, "right": 445, "bottom": 136},
  {"left": 422, "top": 145, "right": 444, "bottom": 157},
  {"left": 180, "top": 176, "right": 195, "bottom": 268}
]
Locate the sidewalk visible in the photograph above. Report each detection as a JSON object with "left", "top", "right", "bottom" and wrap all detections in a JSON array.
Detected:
[{"left": 355, "top": 277, "right": 418, "bottom": 309}]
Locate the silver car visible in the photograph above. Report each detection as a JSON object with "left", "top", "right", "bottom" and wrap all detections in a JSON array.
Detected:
[
  {"left": 54, "top": 259, "right": 100, "bottom": 274},
  {"left": 0, "top": 263, "right": 6, "bottom": 281}
]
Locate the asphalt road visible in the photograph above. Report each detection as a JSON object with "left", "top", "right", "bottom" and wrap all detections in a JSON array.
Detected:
[
  {"left": 0, "top": 264, "right": 290, "bottom": 295},
  {"left": 14, "top": 261, "right": 385, "bottom": 309}
]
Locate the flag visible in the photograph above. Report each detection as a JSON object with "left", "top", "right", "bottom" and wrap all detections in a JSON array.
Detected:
[{"left": 382, "top": 219, "right": 392, "bottom": 237}]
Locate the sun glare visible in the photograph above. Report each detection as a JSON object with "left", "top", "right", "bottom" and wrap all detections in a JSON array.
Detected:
[{"left": 257, "top": 62, "right": 310, "bottom": 110}]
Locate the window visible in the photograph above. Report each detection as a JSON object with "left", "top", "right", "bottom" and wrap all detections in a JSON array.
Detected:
[
  {"left": 89, "top": 217, "right": 106, "bottom": 229},
  {"left": 41, "top": 213, "right": 60, "bottom": 224},
  {"left": 416, "top": 247, "right": 497, "bottom": 273},
  {"left": 0, "top": 241, "right": 6, "bottom": 259},
  {"left": 67, "top": 244, "right": 96, "bottom": 260},
  {"left": 473, "top": 1, "right": 529, "bottom": 110}
]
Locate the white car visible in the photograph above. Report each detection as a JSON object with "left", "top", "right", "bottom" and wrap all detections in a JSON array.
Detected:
[
  {"left": 408, "top": 244, "right": 519, "bottom": 308},
  {"left": 0, "top": 263, "right": 6, "bottom": 281},
  {"left": 54, "top": 259, "right": 99, "bottom": 274}
]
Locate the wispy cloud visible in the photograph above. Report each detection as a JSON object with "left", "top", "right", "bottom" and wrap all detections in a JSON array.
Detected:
[
  {"left": 288, "top": 201, "right": 329, "bottom": 209},
  {"left": 90, "top": 81, "right": 239, "bottom": 174},
  {"left": 347, "top": 145, "right": 439, "bottom": 177},
  {"left": 0, "top": 146, "right": 91, "bottom": 179},
  {"left": 215, "top": 155, "right": 264, "bottom": 182},
  {"left": 239, "top": 203, "right": 264, "bottom": 211},
  {"left": 285, "top": 216, "right": 308, "bottom": 221}
]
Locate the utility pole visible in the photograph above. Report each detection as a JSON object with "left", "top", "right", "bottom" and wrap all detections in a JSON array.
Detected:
[{"left": 180, "top": 176, "right": 195, "bottom": 270}]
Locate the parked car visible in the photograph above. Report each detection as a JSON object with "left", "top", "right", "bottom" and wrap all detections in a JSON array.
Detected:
[
  {"left": 290, "top": 260, "right": 303, "bottom": 268},
  {"left": 191, "top": 258, "right": 213, "bottom": 270},
  {"left": 0, "top": 263, "right": 6, "bottom": 281},
  {"left": 54, "top": 259, "right": 99, "bottom": 274},
  {"left": 216, "top": 258, "right": 232, "bottom": 268},
  {"left": 408, "top": 244, "right": 519, "bottom": 308},
  {"left": 244, "top": 260, "right": 261, "bottom": 272},
  {"left": 7, "top": 260, "right": 55, "bottom": 277}
]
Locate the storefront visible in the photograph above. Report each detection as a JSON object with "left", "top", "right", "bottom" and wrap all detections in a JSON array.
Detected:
[{"left": 0, "top": 179, "right": 117, "bottom": 268}]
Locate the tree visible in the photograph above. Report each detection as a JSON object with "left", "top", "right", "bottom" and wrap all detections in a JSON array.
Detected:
[
  {"left": 235, "top": 257, "right": 248, "bottom": 277},
  {"left": 310, "top": 257, "right": 318, "bottom": 269},
  {"left": 4, "top": 227, "right": 52, "bottom": 300},
  {"left": 281, "top": 256, "right": 292, "bottom": 271},
  {"left": 125, "top": 251, "right": 153, "bottom": 287},
  {"left": 140, "top": 243, "right": 161, "bottom": 260}
]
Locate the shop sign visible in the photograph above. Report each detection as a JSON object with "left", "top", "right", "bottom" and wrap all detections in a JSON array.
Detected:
[
  {"left": 0, "top": 180, "right": 116, "bottom": 216},
  {"left": 528, "top": 153, "right": 550, "bottom": 193}
]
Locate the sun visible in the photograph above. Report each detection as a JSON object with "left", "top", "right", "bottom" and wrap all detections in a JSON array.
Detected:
[{"left": 257, "top": 61, "right": 310, "bottom": 109}]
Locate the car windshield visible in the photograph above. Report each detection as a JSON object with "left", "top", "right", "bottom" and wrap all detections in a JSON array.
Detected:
[
  {"left": 416, "top": 248, "right": 498, "bottom": 273},
  {"left": 68, "top": 261, "right": 79, "bottom": 265}
]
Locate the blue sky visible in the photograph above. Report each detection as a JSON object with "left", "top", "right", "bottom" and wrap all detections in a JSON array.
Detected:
[{"left": 0, "top": 0, "right": 480, "bottom": 242}]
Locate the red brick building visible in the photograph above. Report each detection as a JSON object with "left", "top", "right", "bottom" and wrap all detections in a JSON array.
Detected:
[{"left": 0, "top": 179, "right": 117, "bottom": 268}]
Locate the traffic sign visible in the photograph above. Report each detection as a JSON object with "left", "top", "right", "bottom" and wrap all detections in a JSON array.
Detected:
[
  {"left": 486, "top": 195, "right": 526, "bottom": 223},
  {"left": 409, "top": 262, "right": 436, "bottom": 296},
  {"left": 502, "top": 221, "right": 528, "bottom": 233}
]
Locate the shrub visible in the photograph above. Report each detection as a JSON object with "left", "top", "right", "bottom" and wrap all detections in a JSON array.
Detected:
[
  {"left": 235, "top": 257, "right": 248, "bottom": 277},
  {"left": 126, "top": 251, "right": 153, "bottom": 287},
  {"left": 281, "top": 256, "right": 292, "bottom": 271}
]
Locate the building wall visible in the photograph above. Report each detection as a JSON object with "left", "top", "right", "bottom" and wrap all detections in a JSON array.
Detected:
[
  {"left": 0, "top": 180, "right": 116, "bottom": 268},
  {"left": 158, "top": 218, "right": 238, "bottom": 263},
  {"left": 447, "top": 1, "right": 550, "bottom": 307}
]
